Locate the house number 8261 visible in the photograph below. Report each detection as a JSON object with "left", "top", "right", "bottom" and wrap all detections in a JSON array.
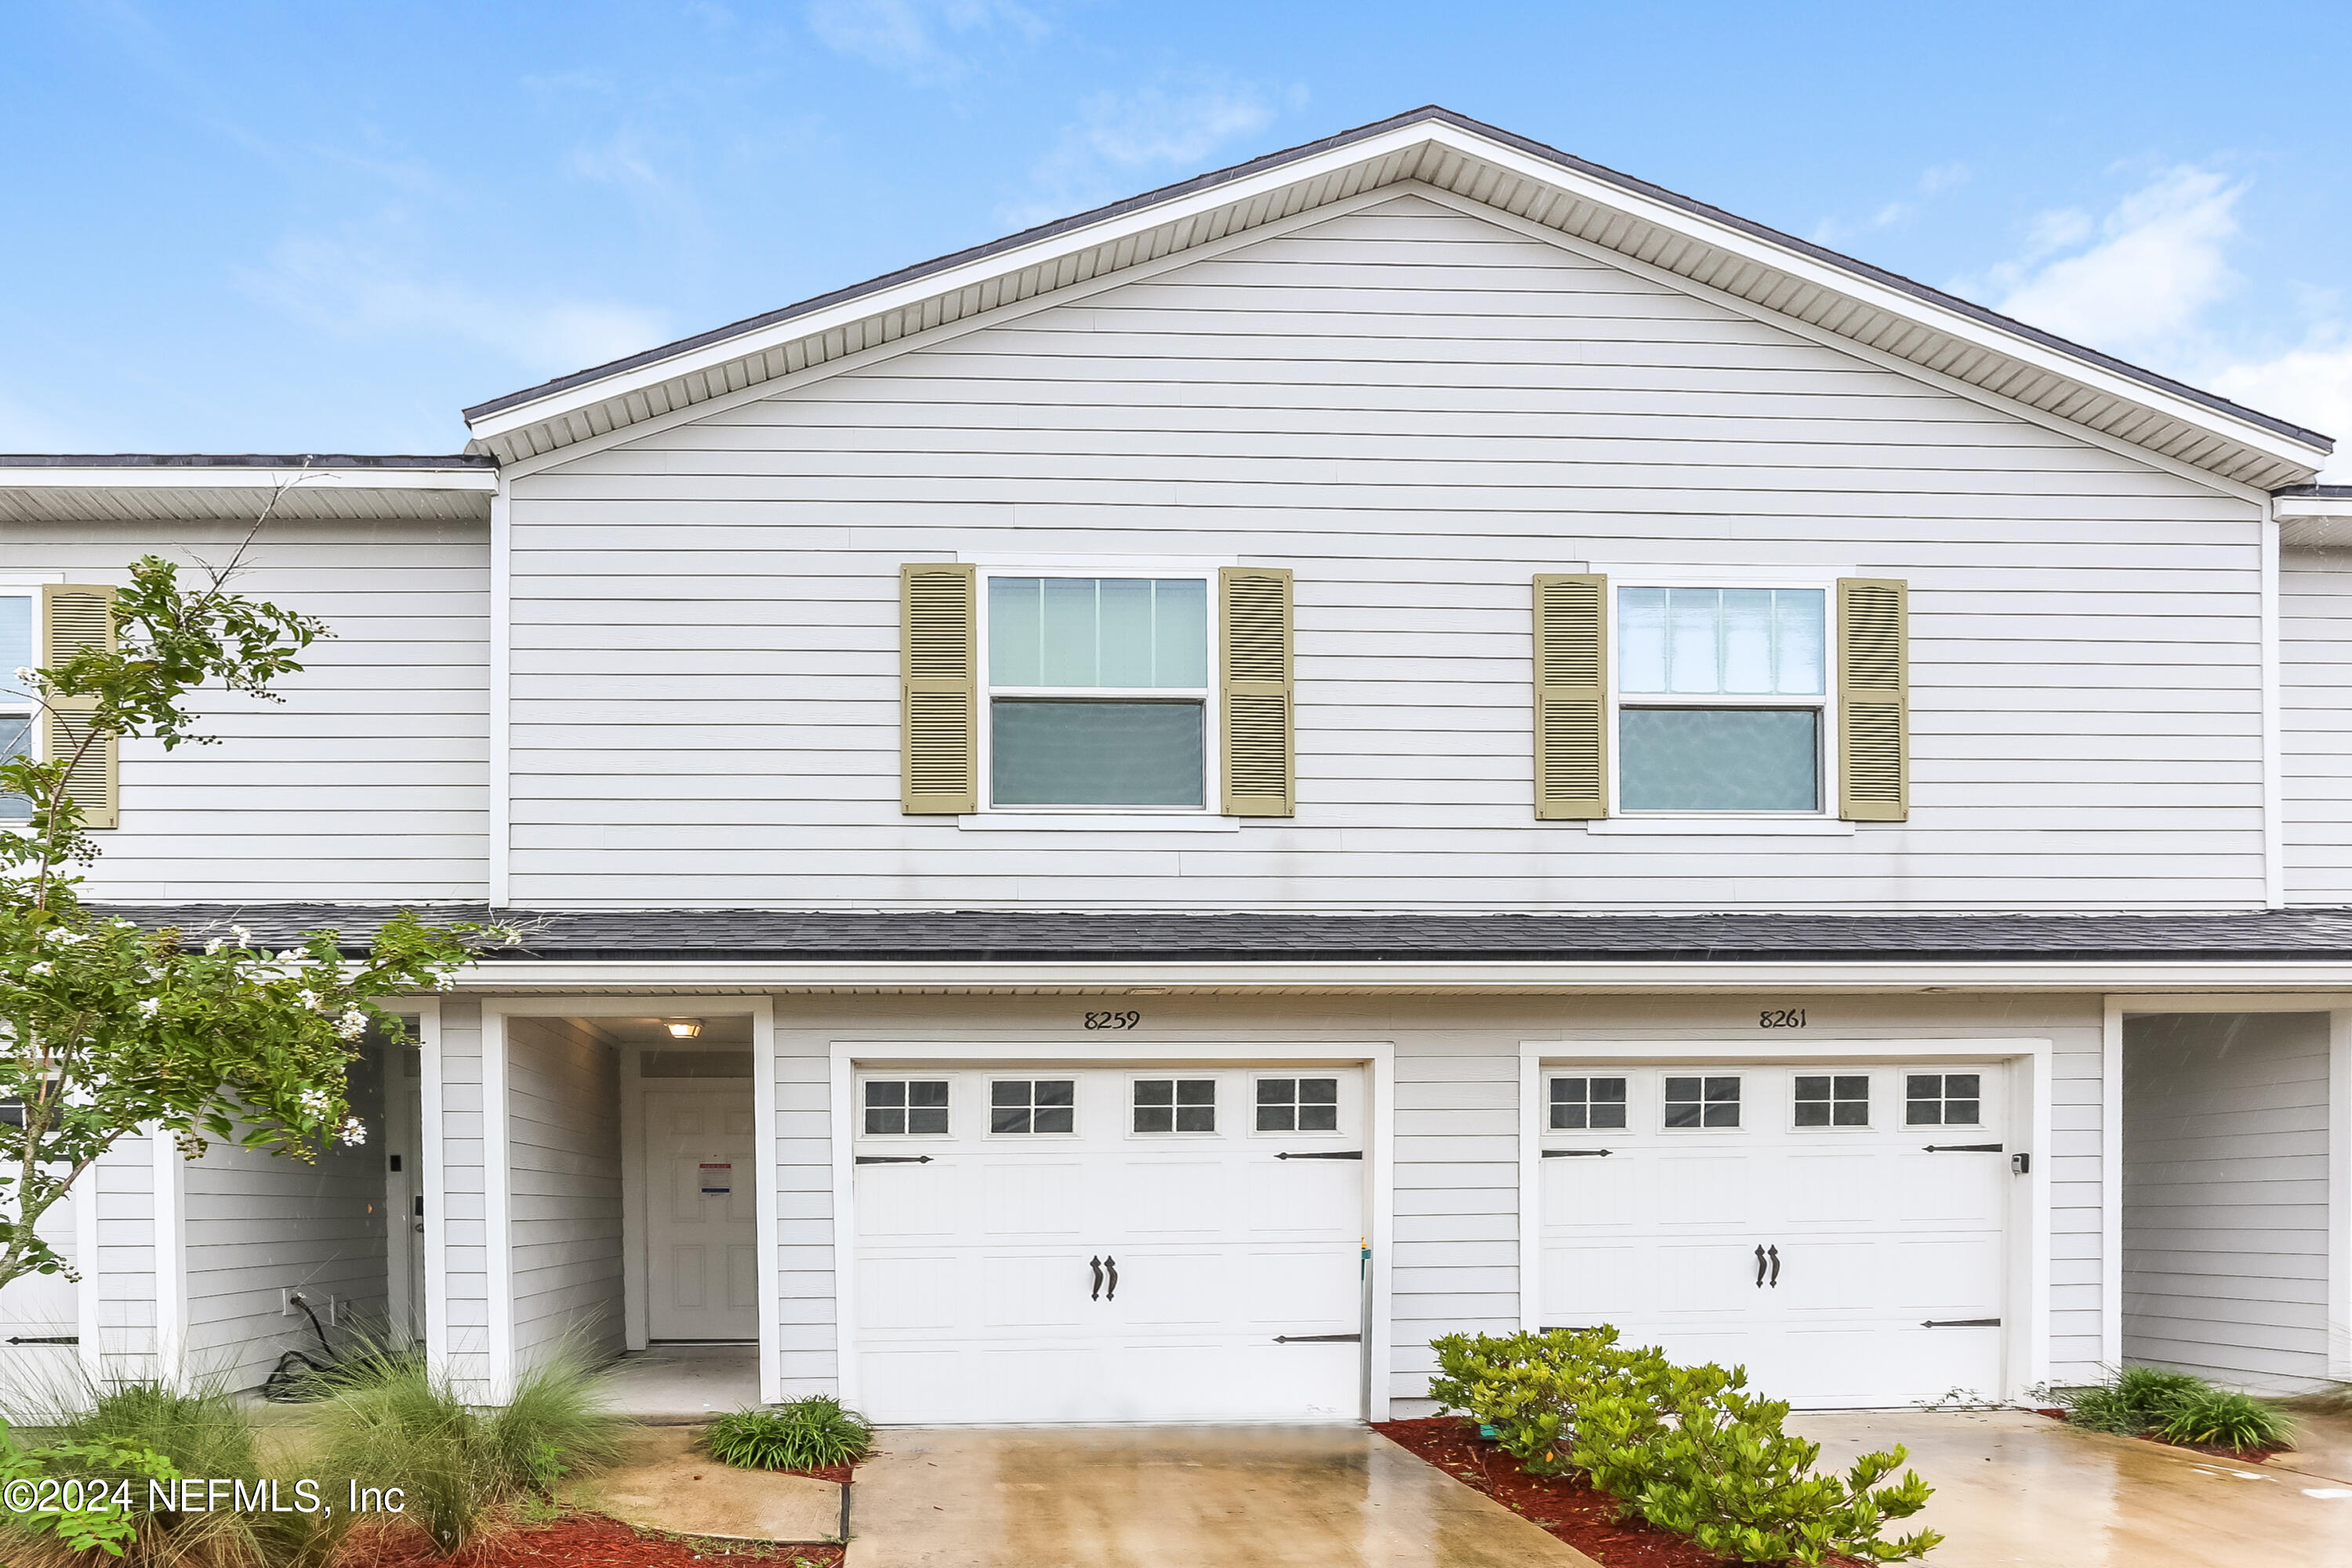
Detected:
[
  {"left": 1085, "top": 1011, "right": 1142, "bottom": 1031},
  {"left": 1759, "top": 1008, "right": 1807, "bottom": 1029}
]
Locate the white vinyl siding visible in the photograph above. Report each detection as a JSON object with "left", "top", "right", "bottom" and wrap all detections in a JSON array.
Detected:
[
  {"left": 505, "top": 194, "right": 2264, "bottom": 912},
  {"left": 2281, "top": 547, "right": 2352, "bottom": 905},
  {"left": 434, "top": 999, "right": 492, "bottom": 1399},
  {"left": 506, "top": 1018, "right": 625, "bottom": 1366},
  {"left": 180, "top": 1047, "right": 390, "bottom": 1391},
  {"left": 2122, "top": 1011, "right": 2334, "bottom": 1392},
  {"left": 6, "top": 519, "right": 488, "bottom": 902}
]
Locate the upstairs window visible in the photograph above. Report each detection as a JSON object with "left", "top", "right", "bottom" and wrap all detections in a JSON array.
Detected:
[
  {"left": 985, "top": 575, "right": 1209, "bottom": 809},
  {"left": 0, "top": 594, "right": 33, "bottom": 821},
  {"left": 1617, "top": 586, "right": 1825, "bottom": 813}
]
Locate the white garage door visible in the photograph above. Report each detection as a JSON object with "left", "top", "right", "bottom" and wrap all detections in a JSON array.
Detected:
[
  {"left": 852, "top": 1065, "right": 1365, "bottom": 1424},
  {"left": 1540, "top": 1062, "right": 2009, "bottom": 1407}
]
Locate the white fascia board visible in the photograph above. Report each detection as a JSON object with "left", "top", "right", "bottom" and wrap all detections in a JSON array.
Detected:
[
  {"left": 2275, "top": 494, "right": 2352, "bottom": 522},
  {"left": 0, "top": 466, "right": 499, "bottom": 492},
  {"left": 447, "top": 958, "right": 2352, "bottom": 994},
  {"left": 465, "top": 117, "right": 2325, "bottom": 478}
]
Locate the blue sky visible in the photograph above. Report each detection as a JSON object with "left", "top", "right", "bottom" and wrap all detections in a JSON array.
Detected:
[{"left": 7, "top": 1, "right": 2351, "bottom": 472}]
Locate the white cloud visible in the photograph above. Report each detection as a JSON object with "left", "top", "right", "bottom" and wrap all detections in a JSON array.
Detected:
[
  {"left": 1811, "top": 162, "right": 1969, "bottom": 247},
  {"left": 1002, "top": 83, "right": 1285, "bottom": 228},
  {"left": 1987, "top": 167, "right": 2242, "bottom": 352},
  {"left": 2212, "top": 340, "right": 2352, "bottom": 477},
  {"left": 238, "top": 229, "right": 670, "bottom": 377},
  {"left": 804, "top": 0, "right": 1043, "bottom": 84}
]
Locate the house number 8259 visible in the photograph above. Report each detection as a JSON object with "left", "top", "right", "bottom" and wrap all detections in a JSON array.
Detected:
[
  {"left": 1085, "top": 1011, "right": 1142, "bottom": 1031},
  {"left": 1759, "top": 1008, "right": 1807, "bottom": 1029}
]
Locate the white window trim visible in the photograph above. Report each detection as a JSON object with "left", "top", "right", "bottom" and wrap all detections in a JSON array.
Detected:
[
  {"left": 1603, "top": 573, "right": 1842, "bottom": 829},
  {"left": 967, "top": 564, "right": 1225, "bottom": 824},
  {"left": 0, "top": 582, "right": 48, "bottom": 826},
  {"left": 1123, "top": 1071, "right": 1223, "bottom": 1139},
  {"left": 1786, "top": 1066, "right": 1877, "bottom": 1132}
]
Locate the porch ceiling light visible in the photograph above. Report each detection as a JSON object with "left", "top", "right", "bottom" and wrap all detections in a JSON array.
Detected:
[{"left": 666, "top": 1018, "right": 704, "bottom": 1039}]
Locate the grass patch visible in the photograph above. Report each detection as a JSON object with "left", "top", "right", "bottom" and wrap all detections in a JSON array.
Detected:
[{"left": 702, "top": 1399, "right": 871, "bottom": 1472}]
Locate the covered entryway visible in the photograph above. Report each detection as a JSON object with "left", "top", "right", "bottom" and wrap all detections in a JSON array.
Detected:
[
  {"left": 1537, "top": 1060, "right": 2013, "bottom": 1406},
  {"left": 850, "top": 1064, "right": 1367, "bottom": 1424}
]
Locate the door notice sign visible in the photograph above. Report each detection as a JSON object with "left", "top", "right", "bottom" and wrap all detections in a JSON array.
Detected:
[{"left": 699, "top": 1163, "right": 731, "bottom": 1196}]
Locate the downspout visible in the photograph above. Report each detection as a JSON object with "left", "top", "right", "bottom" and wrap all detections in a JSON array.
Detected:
[{"left": 2262, "top": 493, "right": 2284, "bottom": 909}]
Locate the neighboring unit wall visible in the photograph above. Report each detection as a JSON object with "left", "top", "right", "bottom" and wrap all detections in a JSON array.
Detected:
[
  {"left": 435, "top": 998, "right": 492, "bottom": 1398},
  {"left": 506, "top": 1017, "right": 625, "bottom": 1366},
  {"left": 2122, "top": 1012, "right": 2334, "bottom": 1392},
  {"left": 89, "top": 1134, "right": 162, "bottom": 1383},
  {"left": 2282, "top": 546, "right": 2352, "bottom": 905},
  {"left": 7, "top": 516, "right": 490, "bottom": 902},
  {"left": 181, "top": 1047, "right": 391, "bottom": 1391},
  {"left": 506, "top": 191, "right": 2267, "bottom": 913}
]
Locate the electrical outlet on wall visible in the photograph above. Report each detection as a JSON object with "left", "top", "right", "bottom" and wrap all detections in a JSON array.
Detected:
[{"left": 280, "top": 1288, "right": 300, "bottom": 1317}]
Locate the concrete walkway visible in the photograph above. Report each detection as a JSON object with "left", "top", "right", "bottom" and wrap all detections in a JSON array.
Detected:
[
  {"left": 1793, "top": 1407, "right": 2352, "bottom": 1568},
  {"left": 566, "top": 1425, "right": 842, "bottom": 1543},
  {"left": 844, "top": 1425, "right": 1596, "bottom": 1568},
  {"left": 602, "top": 1344, "right": 760, "bottom": 1422}
]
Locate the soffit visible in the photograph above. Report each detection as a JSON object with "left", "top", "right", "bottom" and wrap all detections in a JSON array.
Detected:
[
  {"left": 0, "top": 460, "right": 496, "bottom": 524},
  {"left": 463, "top": 108, "right": 2329, "bottom": 490}
]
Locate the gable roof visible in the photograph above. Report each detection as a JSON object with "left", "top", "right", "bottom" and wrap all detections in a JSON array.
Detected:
[{"left": 463, "top": 106, "right": 2331, "bottom": 489}]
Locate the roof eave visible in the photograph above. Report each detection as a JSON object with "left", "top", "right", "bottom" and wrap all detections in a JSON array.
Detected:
[{"left": 460, "top": 108, "right": 2330, "bottom": 488}]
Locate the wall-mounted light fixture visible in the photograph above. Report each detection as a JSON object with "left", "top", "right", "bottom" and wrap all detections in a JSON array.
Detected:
[{"left": 666, "top": 1018, "right": 705, "bottom": 1039}]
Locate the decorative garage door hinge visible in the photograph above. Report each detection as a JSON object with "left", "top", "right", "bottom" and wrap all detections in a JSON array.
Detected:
[
  {"left": 1542, "top": 1149, "right": 1613, "bottom": 1157},
  {"left": 1272, "top": 1333, "right": 1362, "bottom": 1344},
  {"left": 1275, "top": 1149, "right": 1363, "bottom": 1160},
  {"left": 855, "top": 1154, "right": 935, "bottom": 1164},
  {"left": 5, "top": 1335, "right": 77, "bottom": 1345},
  {"left": 1921, "top": 1319, "right": 2001, "bottom": 1328},
  {"left": 1921, "top": 1143, "right": 2002, "bottom": 1152}
]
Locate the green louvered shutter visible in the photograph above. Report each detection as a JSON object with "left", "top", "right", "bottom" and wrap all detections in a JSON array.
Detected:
[
  {"left": 1838, "top": 577, "right": 1907, "bottom": 822},
  {"left": 41, "top": 584, "right": 118, "bottom": 829},
  {"left": 1533, "top": 575, "right": 1607, "bottom": 819},
  {"left": 900, "top": 564, "right": 977, "bottom": 814},
  {"left": 1219, "top": 568, "right": 1294, "bottom": 817}
]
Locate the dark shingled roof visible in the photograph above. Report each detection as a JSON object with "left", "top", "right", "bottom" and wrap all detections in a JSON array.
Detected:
[{"left": 82, "top": 905, "right": 2352, "bottom": 964}]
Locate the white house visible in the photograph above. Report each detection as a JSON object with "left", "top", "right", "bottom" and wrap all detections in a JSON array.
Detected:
[{"left": 6, "top": 107, "right": 2352, "bottom": 1421}]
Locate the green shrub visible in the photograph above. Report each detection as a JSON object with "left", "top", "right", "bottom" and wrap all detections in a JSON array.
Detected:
[
  {"left": 702, "top": 1398, "right": 873, "bottom": 1472},
  {"left": 1429, "top": 1328, "right": 1940, "bottom": 1566},
  {"left": 2158, "top": 1388, "right": 2298, "bottom": 1452},
  {"left": 309, "top": 1344, "right": 627, "bottom": 1555},
  {"left": 2055, "top": 1365, "right": 2296, "bottom": 1452}
]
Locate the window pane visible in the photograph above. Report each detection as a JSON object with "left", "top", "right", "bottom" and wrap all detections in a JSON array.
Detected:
[
  {"left": 866, "top": 1108, "right": 902, "bottom": 1134},
  {"left": 1617, "top": 588, "right": 1667, "bottom": 692},
  {"left": 1776, "top": 590, "right": 1825, "bottom": 695},
  {"left": 1721, "top": 590, "right": 1773, "bottom": 694},
  {"left": 1175, "top": 1080, "right": 1214, "bottom": 1105},
  {"left": 992, "top": 1081, "right": 1027, "bottom": 1106},
  {"left": 1947, "top": 1074, "right": 1980, "bottom": 1099},
  {"left": 1552, "top": 1102, "right": 1588, "bottom": 1129},
  {"left": 1795, "top": 1102, "right": 1829, "bottom": 1127},
  {"left": 0, "top": 714, "right": 24, "bottom": 822},
  {"left": 1040, "top": 578, "right": 1098, "bottom": 686},
  {"left": 909, "top": 1081, "right": 949, "bottom": 1108},
  {"left": 988, "top": 578, "right": 1044, "bottom": 686},
  {"left": 991, "top": 700, "right": 1205, "bottom": 807},
  {"left": 1664, "top": 1101, "right": 1701, "bottom": 1129},
  {"left": 1175, "top": 1105, "right": 1214, "bottom": 1133},
  {"left": 1097, "top": 578, "right": 1156, "bottom": 687},
  {"left": 1945, "top": 1099, "right": 1980, "bottom": 1125},
  {"left": 1907, "top": 1074, "right": 1941, "bottom": 1100},
  {"left": 1299, "top": 1103, "right": 1338, "bottom": 1131},
  {"left": 991, "top": 1106, "right": 1029, "bottom": 1133},
  {"left": 1299, "top": 1079, "right": 1338, "bottom": 1104},
  {"left": 1667, "top": 589, "right": 1720, "bottom": 693},
  {"left": 1135, "top": 1080, "right": 1174, "bottom": 1106},
  {"left": 908, "top": 1107, "right": 949, "bottom": 1134},
  {"left": 1152, "top": 579, "right": 1208, "bottom": 687},
  {"left": 866, "top": 1082, "right": 906, "bottom": 1108},
  {"left": 1619, "top": 708, "right": 1818, "bottom": 811},
  {"left": 1257, "top": 1105, "right": 1294, "bottom": 1131},
  {"left": 1907, "top": 1101, "right": 1941, "bottom": 1125},
  {"left": 1134, "top": 1105, "right": 1174, "bottom": 1132},
  {"left": 1036, "top": 1080, "right": 1075, "bottom": 1106}
]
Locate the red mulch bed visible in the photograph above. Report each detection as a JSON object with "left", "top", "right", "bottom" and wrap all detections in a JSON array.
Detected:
[
  {"left": 2032, "top": 1408, "right": 2285, "bottom": 1465},
  {"left": 339, "top": 1514, "right": 843, "bottom": 1568},
  {"left": 1377, "top": 1417, "right": 1742, "bottom": 1568}
]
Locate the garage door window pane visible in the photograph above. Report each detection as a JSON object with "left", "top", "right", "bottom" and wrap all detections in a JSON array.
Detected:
[
  {"left": 1257, "top": 1077, "right": 1338, "bottom": 1132},
  {"left": 1906, "top": 1073, "right": 1981, "bottom": 1127},
  {"left": 992, "top": 1079, "right": 1076, "bottom": 1134},
  {"left": 1549, "top": 1076, "right": 1628, "bottom": 1131},
  {"left": 1664, "top": 1075, "right": 1740, "bottom": 1129},
  {"left": 1620, "top": 709, "right": 1819, "bottom": 812},
  {"left": 1794, "top": 1074, "right": 1870, "bottom": 1128},
  {"left": 1134, "top": 1078, "right": 1215, "bottom": 1134},
  {"left": 866, "top": 1080, "right": 949, "bottom": 1135},
  {"left": 991, "top": 700, "right": 1206, "bottom": 807}
]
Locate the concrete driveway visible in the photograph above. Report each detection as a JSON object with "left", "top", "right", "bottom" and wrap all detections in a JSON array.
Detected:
[
  {"left": 843, "top": 1424, "right": 1595, "bottom": 1567},
  {"left": 1794, "top": 1406, "right": 2352, "bottom": 1568},
  {"left": 844, "top": 1410, "right": 2352, "bottom": 1568}
]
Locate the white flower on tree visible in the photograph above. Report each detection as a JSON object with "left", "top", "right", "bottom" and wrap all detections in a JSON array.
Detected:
[
  {"left": 337, "top": 1117, "right": 366, "bottom": 1148},
  {"left": 137, "top": 997, "right": 161, "bottom": 1019},
  {"left": 334, "top": 1007, "right": 367, "bottom": 1042}
]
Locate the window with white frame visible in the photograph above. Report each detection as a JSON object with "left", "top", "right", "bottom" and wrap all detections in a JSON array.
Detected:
[
  {"left": 1617, "top": 586, "right": 1827, "bottom": 813},
  {"left": 984, "top": 575, "right": 1210, "bottom": 809},
  {"left": 0, "top": 594, "right": 34, "bottom": 822}
]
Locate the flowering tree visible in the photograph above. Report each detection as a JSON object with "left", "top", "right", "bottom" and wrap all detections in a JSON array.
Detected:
[{"left": 0, "top": 543, "right": 507, "bottom": 1297}]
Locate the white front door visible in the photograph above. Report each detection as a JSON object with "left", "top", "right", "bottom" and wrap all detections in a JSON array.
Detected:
[
  {"left": 644, "top": 1087, "right": 760, "bottom": 1341},
  {"left": 1540, "top": 1063, "right": 2009, "bottom": 1406},
  {"left": 853, "top": 1065, "right": 1366, "bottom": 1424}
]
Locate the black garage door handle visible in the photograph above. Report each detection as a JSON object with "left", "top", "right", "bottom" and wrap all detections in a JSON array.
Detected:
[
  {"left": 1089, "top": 1256, "right": 1102, "bottom": 1300},
  {"left": 1104, "top": 1256, "right": 1118, "bottom": 1301}
]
